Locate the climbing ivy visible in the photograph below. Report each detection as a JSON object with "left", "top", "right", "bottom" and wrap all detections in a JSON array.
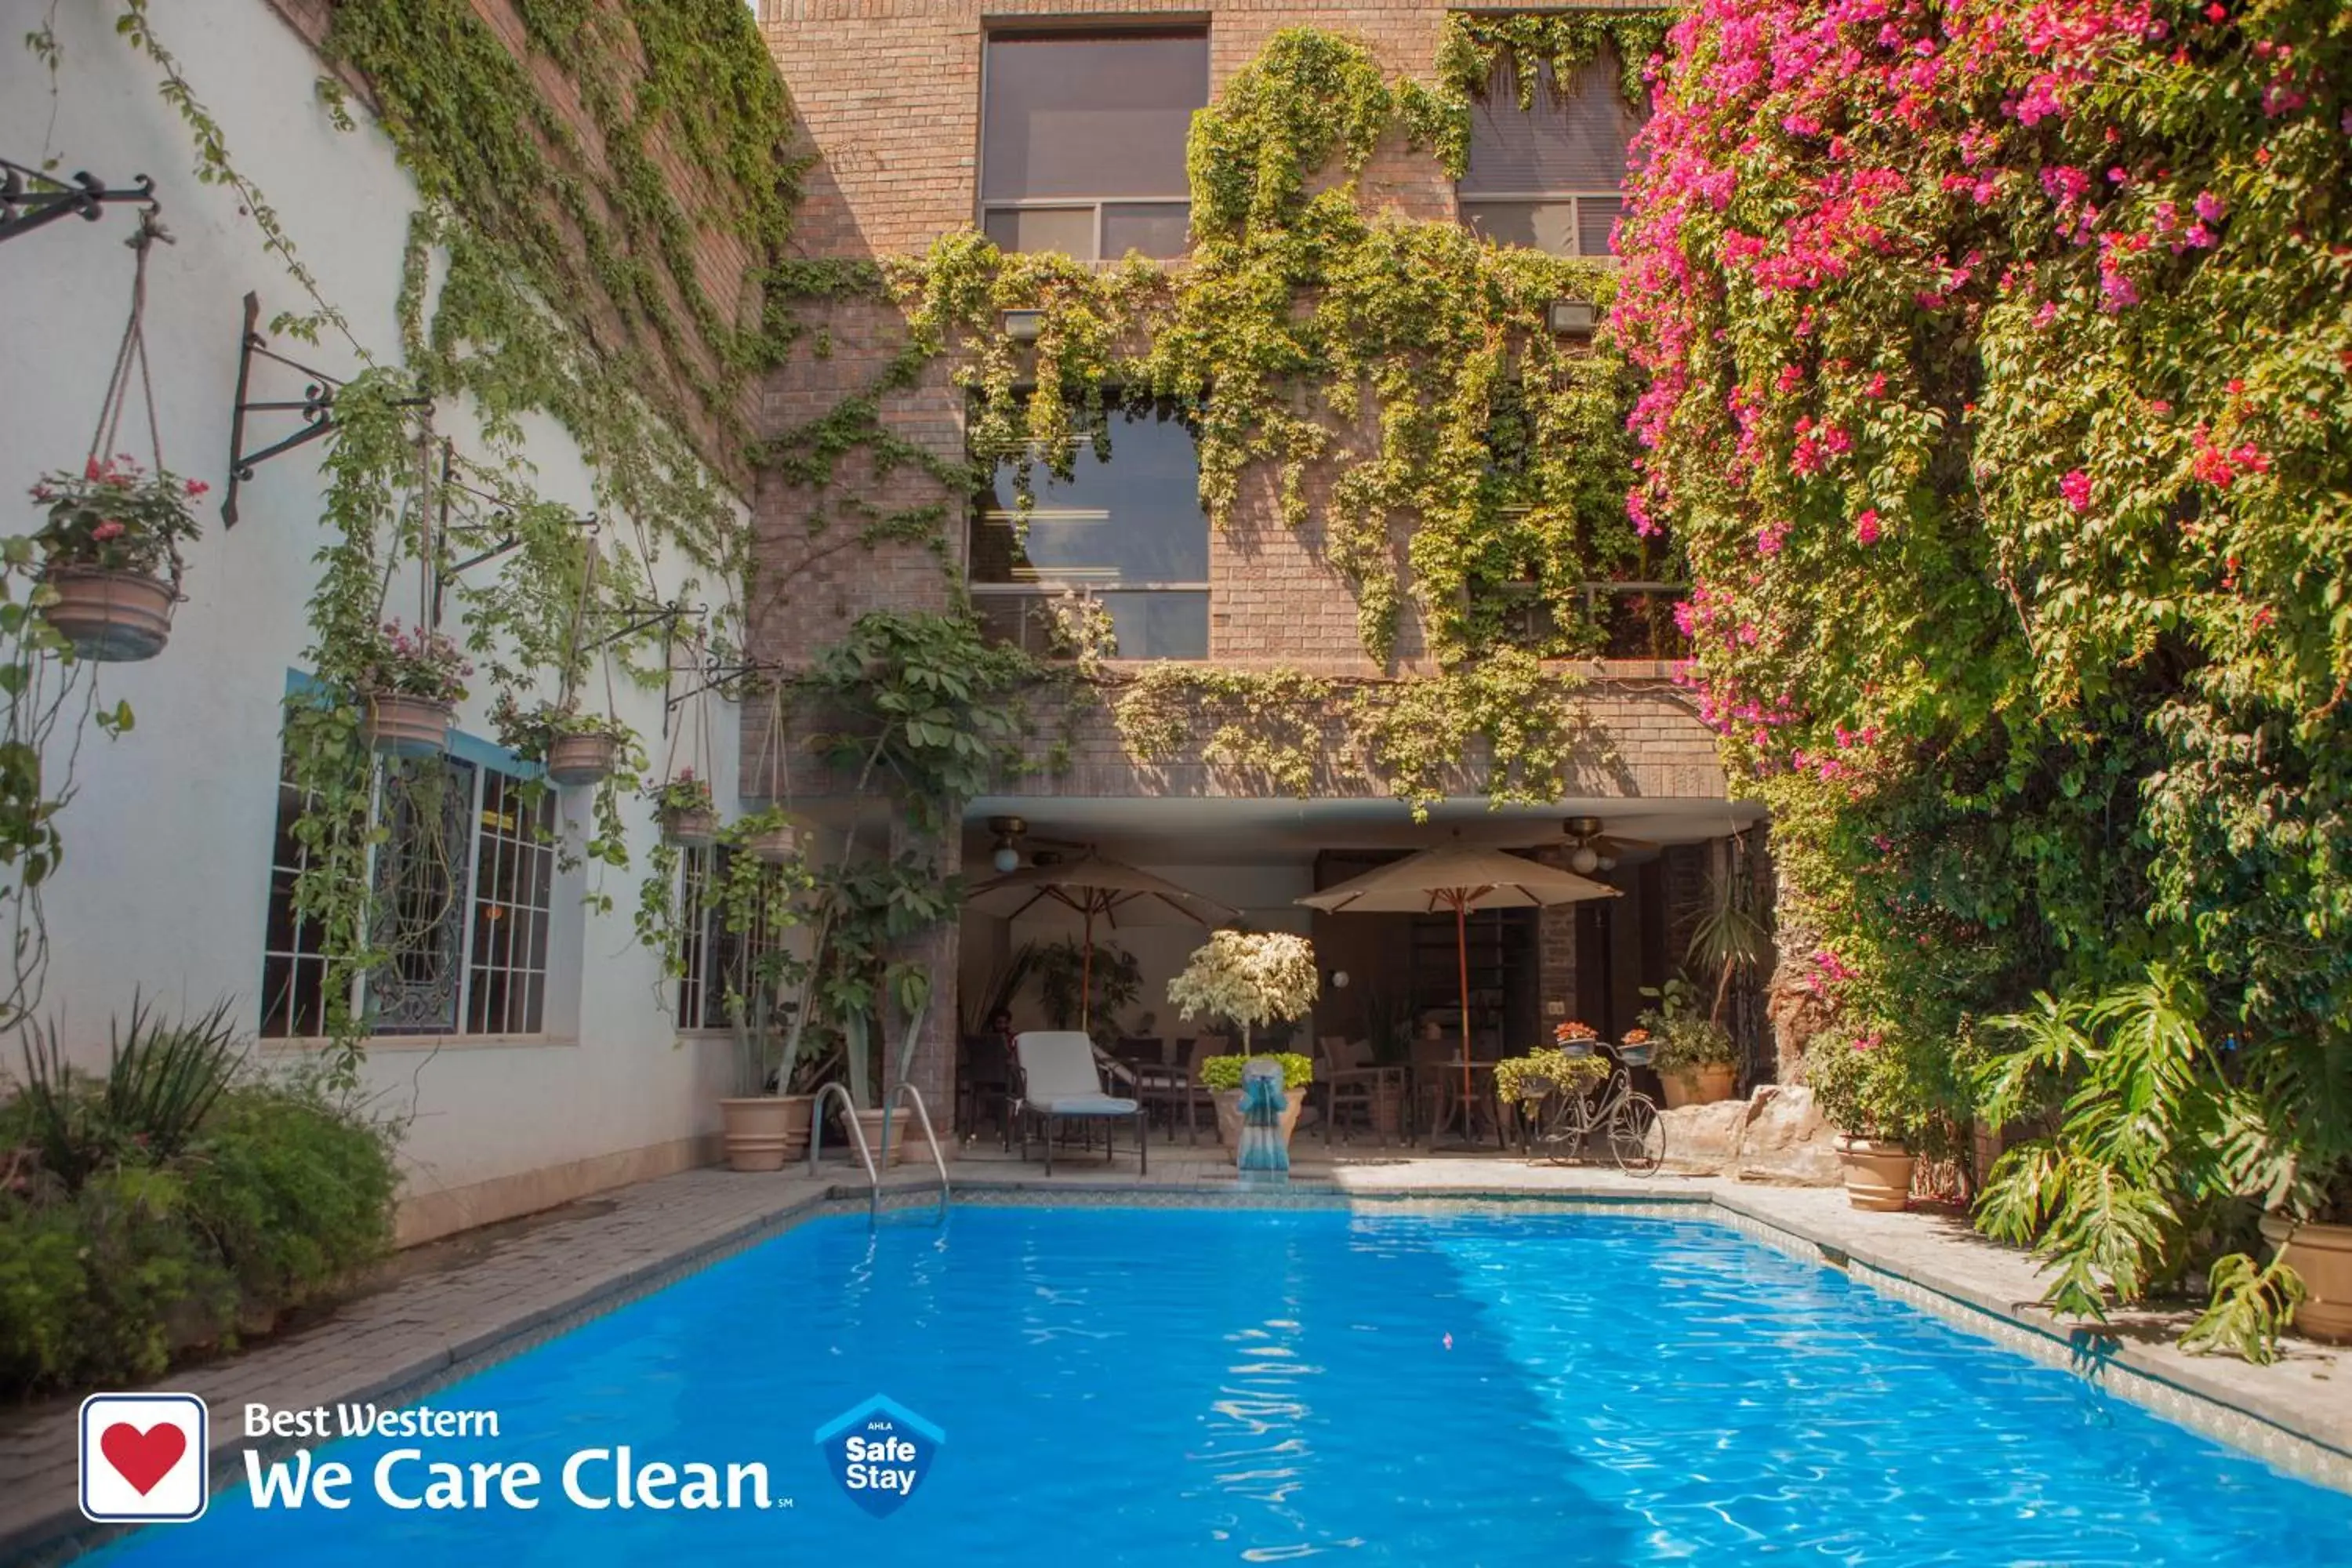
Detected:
[
  {"left": 884, "top": 27, "right": 1657, "bottom": 667},
  {"left": 1434, "top": 9, "right": 1675, "bottom": 109}
]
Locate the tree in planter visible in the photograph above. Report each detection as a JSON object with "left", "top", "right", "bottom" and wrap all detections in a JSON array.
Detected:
[
  {"left": 1166, "top": 931, "right": 1320, "bottom": 1057},
  {"left": 1806, "top": 1024, "right": 1960, "bottom": 1214},
  {"left": 1033, "top": 938, "right": 1142, "bottom": 1048}
]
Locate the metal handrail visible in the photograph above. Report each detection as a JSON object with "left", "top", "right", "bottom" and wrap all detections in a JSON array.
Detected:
[
  {"left": 805, "top": 1081, "right": 951, "bottom": 1229},
  {"left": 887, "top": 1083, "right": 952, "bottom": 1227},
  {"left": 807, "top": 1083, "right": 880, "bottom": 1225}
]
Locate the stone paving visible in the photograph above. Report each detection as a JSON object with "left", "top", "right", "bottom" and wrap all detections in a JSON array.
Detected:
[{"left": 5, "top": 1136, "right": 2347, "bottom": 1561}]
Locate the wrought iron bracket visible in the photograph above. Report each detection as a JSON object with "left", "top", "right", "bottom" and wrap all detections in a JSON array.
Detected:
[
  {"left": 579, "top": 598, "right": 705, "bottom": 658},
  {"left": 0, "top": 158, "right": 158, "bottom": 245},
  {"left": 222, "top": 292, "right": 427, "bottom": 527},
  {"left": 428, "top": 439, "right": 597, "bottom": 626},
  {"left": 665, "top": 654, "right": 779, "bottom": 717}
]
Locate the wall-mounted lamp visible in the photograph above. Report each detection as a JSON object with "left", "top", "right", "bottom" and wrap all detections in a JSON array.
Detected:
[
  {"left": 1329, "top": 969, "right": 1350, "bottom": 991},
  {"left": 988, "top": 814, "right": 1026, "bottom": 873},
  {"left": 1002, "top": 309, "right": 1044, "bottom": 342},
  {"left": 1548, "top": 298, "right": 1596, "bottom": 337}
]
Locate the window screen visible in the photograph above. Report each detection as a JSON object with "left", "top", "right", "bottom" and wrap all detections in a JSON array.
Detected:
[{"left": 981, "top": 32, "right": 1207, "bottom": 260}]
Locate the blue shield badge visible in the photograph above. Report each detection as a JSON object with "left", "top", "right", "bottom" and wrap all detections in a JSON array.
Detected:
[{"left": 814, "top": 1396, "right": 945, "bottom": 1517}]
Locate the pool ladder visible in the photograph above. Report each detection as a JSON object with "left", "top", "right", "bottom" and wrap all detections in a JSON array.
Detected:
[{"left": 806, "top": 1081, "right": 951, "bottom": 1229}]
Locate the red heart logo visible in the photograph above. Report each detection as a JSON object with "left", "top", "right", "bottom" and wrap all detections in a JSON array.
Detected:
[{"left": 100, "top": 1421, "right": 187, "bottom": 1495}]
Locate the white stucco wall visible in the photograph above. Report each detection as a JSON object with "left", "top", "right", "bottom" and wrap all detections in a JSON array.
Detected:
[{"left": 2, "top": 2, "right": 750, "bottom": 1238}]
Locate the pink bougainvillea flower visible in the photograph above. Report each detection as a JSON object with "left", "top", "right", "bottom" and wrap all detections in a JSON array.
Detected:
[
  {"left": 1855, "top": 507, "right": 1882, "bottom": 544},
  {"left": 91, "top": 521, "right": 127, "bottom": 542},
  {"left": 2060, "top": 470, "right": 2092, "bottom": 512}
]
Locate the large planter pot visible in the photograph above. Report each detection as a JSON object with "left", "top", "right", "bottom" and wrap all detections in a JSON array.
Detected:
[
  {"left": 39, "top": 567, "right": 176, "bottom": 661},
  {"left": 717, "top": 1094, "right": 813, "bottom": 1173},
  {"left": 1838, "top": 1137, "right": 1916, "bottom": 1211},
  {"left": 2262, "top": 1216, "right": 2352, "bottom": 1344},
  {"left": 360, "top": 691, "right": 453, "bottom": 757},
  {"left": 659, "top": 804, "right": 718, "bottom": 848},
  {"left": 1661, "top": 1062, "right": 1737, "bottom": 1110},
  {"left": 1213, "top": 1087, "right": 1305, "bottom": 1163},
  {"left": 545, "top": 731, "right": 622, "bottom": 787},
  {"left": 848, "top": 1106, "right": 910, "bottom": 1167}
]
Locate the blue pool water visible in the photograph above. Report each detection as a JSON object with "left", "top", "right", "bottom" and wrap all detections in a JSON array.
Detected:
[{"left": 103, "top": 1206, "right": 2350, "bottom": 1565}]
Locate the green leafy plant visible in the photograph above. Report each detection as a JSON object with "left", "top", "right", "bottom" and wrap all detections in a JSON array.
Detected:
[
  {"left": 1805, "top": 1025, "right": 1941, "bottom": 1146},
  {"left": 1032, "top": 939, "right": 1142, "bottom": 1048},
  {"left": 489, "top": 695, "right": 630, "bottom": 757},
  {"left": 1198, "top": 1051, "right": 1315, "bottom": 1093},
  {"left": 15, "top": 996, "right": 241, "bottom": 1191},
  {"left": 648, "top": 769, "right": 714, "bottom": 815},
  {"left": 1639, "top": 976, "right": 1737, "bottom": 1076},
  {"left": 1494, "top": 1047, "right": 1610, "bottom": 1108},
  {"left": 28, "top": 456, "right": 205, "bottom": 578},
  {"left": 351, "top": 619, "right": 470, "bottom": 703}
]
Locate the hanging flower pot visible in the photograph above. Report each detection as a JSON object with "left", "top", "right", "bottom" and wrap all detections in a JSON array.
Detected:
[
  {"left": 353, "top": 620, "right": 469, "bottom": 758},
  {"left": 29, "top": 456, "right": 203, "bottom": 662},
  {"left": 545, "top": 731, "right": 622, "bottom": 786},
  {"left": 650, "top": 770, "right": 717, "bottom": 847},
  {"left": 743, "top": 821, "right": 800, "bottom": 865},
  {"left": 361, "top": 691, "right": 454, "bottom": 757},
  {"left": 39, "top": 566, "right": 177, "bottom": 662}
]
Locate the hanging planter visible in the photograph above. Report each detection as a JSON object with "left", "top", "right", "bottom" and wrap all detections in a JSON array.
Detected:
[
  {"left": 39, "top": 564, "right": 179, "bottom": 662},
  {"left": 651, "top": 769, "right": 717, "bottom": 846},
  {"left": 353, "top": 620, "right": 469, "bottom": 758},
  {"left": 742, "top": 818, "right": 800, "bottom": 865},
  {"left": 492, "top": 697, "right": 632, "bottom": 787},
  {"left": 30, "top": 220, "right": 198, "bottom": 665}
]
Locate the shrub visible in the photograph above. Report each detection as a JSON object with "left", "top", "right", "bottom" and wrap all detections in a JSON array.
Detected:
[
  {"left": 1804, "top": 1026, "right": 1955, "bottom": 1147},
  {"left": 1494, "top": 1048, "right": 1610, "bottom": 1108},
  {"left": 1198, "top": 1052, "right": 1315, "bottom": 1093},
  {"left": 0, "top": 1019, "right": 398, "bottom": 1396},
  {"left": 1638, "top": 977, "right": 1737, "bottom": 1076}
]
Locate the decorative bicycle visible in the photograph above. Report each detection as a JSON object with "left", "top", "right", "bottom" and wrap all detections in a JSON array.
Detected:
[{"left": 1522, "top": 1041, "right": 1666, "bottom": 1175}]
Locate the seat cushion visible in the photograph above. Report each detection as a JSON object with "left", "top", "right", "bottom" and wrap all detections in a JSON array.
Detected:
[{"left": 1027, "top": 1094, "right": 1140, "bottom": 1117}]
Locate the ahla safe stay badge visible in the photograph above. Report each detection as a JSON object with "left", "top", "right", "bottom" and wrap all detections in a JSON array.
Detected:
[{"left": 813, "top": 1396, "right": 942, "bottom": 1518}]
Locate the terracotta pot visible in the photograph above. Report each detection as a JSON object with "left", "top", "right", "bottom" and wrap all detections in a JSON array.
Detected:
[
  {"left": 545, "top": 731, "right": 621, "bottom": 787},
  {"left": 1661, "top": 1062, "right": 1737, "bottom": 1109},
  {"left": 2262, "top": 1216, "right": 2352, "bottom": 1344},
  {"left": 717, "top": 1094, "right": 813, "bottom": 1173},
  {"left": 743, "top": 824, "right": 800, "bottom": 864},
  {"left": 39, "top": 567, "right": 176, "bottom": 661},
  {"left": 1213, "top": 1087, "right": 1305, "bottom": 1162},
  {"left": 1838, "top": 1136, "right": 1915, "bottom": 1211},
  {"left": 660, "top": 804, "right": 718, "bottom": 847},
  {"left": 360, "top": 691, "right": 453, "bottom": 757},
  {"left": 848, "top": 1105, "right": 909, "bottom": 1167}
]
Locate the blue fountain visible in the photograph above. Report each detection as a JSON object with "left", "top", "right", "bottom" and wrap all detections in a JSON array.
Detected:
[{"left": 1236, "top": 1056, "right": 1290, "bottom": 1188}]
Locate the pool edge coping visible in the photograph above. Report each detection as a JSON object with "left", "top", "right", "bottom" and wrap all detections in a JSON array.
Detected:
[{"left": 12, "top": 1175, "right": 2347, "bottom": 1562}]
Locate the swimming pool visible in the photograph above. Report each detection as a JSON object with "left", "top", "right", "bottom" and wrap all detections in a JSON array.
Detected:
[{"left": 101, "top": 1205, "right": 2350, "bottom": 1564}]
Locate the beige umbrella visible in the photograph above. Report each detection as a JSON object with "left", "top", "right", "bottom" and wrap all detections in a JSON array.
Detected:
[
  {"left": 968, "top": 853, "right": 1239, "bottom": 1030},
  {"left": 1299, "top": 844, "right": 1620, "bottom": 1123}
]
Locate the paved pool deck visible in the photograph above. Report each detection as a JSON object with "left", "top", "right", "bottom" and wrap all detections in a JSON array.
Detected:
[{"left": 3, "top": 1138, "right": 2346, "bottom": 1560}]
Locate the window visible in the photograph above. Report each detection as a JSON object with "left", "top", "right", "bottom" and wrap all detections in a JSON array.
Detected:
[
  {"left": 677, "top": 845, "right": 793, "bottom": 1031},
  {"left": 1457, "top": 53, "right": 1642, "bottom": 258},
  {"left": 259, "top": 750, "right": 556, "bottom": 1039},
  {"left": 970, "top": 395, "right": 1209, "bottom": 659},
  {"left": 980, "top": 31, "right": 1207, "bottom": 261}
]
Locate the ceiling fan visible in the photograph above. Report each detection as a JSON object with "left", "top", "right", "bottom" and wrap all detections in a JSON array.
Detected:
[
  {"left": 1560, "top": 816, "right": 1660, "bottom": 875},
  {"left": 982, "top": 815, "right": 1090, "bottom": 873}
]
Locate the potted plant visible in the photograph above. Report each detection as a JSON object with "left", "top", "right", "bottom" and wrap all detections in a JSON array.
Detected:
[
  {"left": 1167, "top": 930, "right": 1320, "bottom": 1160},
  {"left": 352, "top": 619, "right": 469, "bottom": 756},
  {"left": 650, "top": 769, "right": 717, "bottom": 846},
  {"left": 1200, "top": 1051, "right": 1314, "bottom": 1155},
  {"left": 1495, "top": 1046, "right": 1611, "bottom": 1140},
  {"left": 1640, "top": 977, "right": 1740, "bottom": 1109},
  {"left": 2260, "top": 1172, "right": 2352, "bottom": 1344},
  {"left": 710, "top": 855, "right": 816, "bottom": 1171},
  {"left": 492, "top": 696, "right": 632, "bottom": 786},
  {"left": 1806, "top": 1025, "right": 1929, "bottom": 1210},
  {"left": 731, "top": 806, "right": 802, "bottom": 866},
  {"left": 28, "top": 456, "right": 204, "bottom": 660}
]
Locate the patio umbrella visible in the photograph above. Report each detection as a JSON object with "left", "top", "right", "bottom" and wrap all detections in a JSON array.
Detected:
[
  {"left": 967, "top": 853, "right": 1238, "bottom": 1029},
  {"left": 1298, "top": 844, "right": 1620, "bottom": 1117}
]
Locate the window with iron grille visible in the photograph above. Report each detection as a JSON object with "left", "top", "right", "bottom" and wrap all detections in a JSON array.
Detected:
[
  {"left": 258, "top": 749, "right": 557, "bottom": 1039},
  {"left": 676, "top": 844, "right": 792, "bottom": 1031},
  {"left": 1457, "top": 52, "right": 1643, "bottom": 259},
  {"left": 979, "top": 31, "right": 1208, "bottom": 262}
]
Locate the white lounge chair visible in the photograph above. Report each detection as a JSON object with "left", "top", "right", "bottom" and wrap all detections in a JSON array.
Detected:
[{"left": 1012, "top": 1031, "right": 1146, "bottom": 1176}]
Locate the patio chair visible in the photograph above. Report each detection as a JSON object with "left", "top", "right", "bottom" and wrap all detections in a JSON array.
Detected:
[
  {"left": 1013, "top": 1031, "right": 1147, "bottom": 1177},
  {"left": 1319, "top": 1035, "right": 1399, "bottom": 1146}
]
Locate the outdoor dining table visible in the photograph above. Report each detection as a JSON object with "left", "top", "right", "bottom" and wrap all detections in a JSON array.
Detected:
[{"left": 1420, "top": 1057, "right": 1508, "bottom": 1149}]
